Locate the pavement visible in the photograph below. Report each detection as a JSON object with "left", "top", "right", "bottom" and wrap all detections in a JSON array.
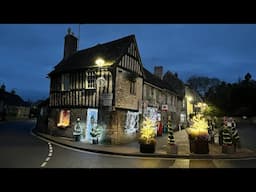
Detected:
[{"left": 32, "top": 128, "right": 256, "bottom": 159}]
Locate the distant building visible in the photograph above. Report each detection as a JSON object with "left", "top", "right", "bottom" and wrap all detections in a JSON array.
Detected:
[
  {"left": 184, "top": 84, "right": 204, "bottom": 120},
  {"left": 0, "top": 90, "right": 30, "bottom": 120},
  {"left": 40, "top": 29, "right": 185, "bottom": 144}
]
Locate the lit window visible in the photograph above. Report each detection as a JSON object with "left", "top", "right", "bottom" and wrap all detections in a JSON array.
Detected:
[
  {"left": 57, "top": 109, "right": 70, "bottom": 127},
  {"left": 86, "top": 71, "right": 96, "bottom": 89}
]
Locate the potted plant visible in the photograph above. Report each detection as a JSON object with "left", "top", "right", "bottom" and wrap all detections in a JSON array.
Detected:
[
  {"left": 90, "top": 125, "right": 101, "bottom": 144},
  {"left": 139, "top": 117, "right": 156, "bottom": 153},
  {"left": 166, "top": 116, "right": 178, "bottom": 154},
  {"left": 187, "top": 114, "right": 209, "bottom": 154}
]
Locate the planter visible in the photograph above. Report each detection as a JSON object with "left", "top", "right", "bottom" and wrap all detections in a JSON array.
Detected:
[
  {"left": 189, "top": 139, "right": 209, "bottom": 154},
  {"left": 189, "top": 139, "right": 196, "bottom": 153},
  {"left": 74, "top": 134, "right": 81, "bottom": 142},
  {"left": 140, "top": 143, "right": 155, "bottom": 153},
  {"left": 167, "top": 144, "right": 178, "bottom": 154},
  {"left": 92, "top": 138, "right": 99, "bottom": 144},
  {"left": 222, "top": 144, "right": 235, "bottom": 153}
]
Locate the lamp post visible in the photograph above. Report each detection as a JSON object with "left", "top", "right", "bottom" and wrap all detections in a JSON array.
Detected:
[
  {"left": 187, "top": 96, "right": 193, "bottom": 118},
  {"left": 95, "top": 58, "right": 106, "bottom": 124}
]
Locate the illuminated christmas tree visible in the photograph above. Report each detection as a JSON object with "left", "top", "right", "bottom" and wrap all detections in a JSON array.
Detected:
[
  {"left": 90, "top": 125, "right": 101, "bottom": 144},
  {"left": 187, "top": 114, "right": 209, "bottom": 140},
  {"left": 139, "top": 117, "right": 156, "bottom": 145}
]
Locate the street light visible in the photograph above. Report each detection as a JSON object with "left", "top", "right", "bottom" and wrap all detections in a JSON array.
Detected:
[
  {"left": 95, "top": 58, "right": 105, "bottom": 68},
  {"left": 186, "top": 96, "right": 194, "bottom": 119},
  {"left": 187, "top": 96, "right": 193, "bottom": 102},
  {"left": 95, "top": 58, "right": 106, "bottom": 124}
]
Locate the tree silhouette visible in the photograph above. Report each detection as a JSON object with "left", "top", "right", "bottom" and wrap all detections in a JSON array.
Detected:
[
  {"left": 244, "top": 73, "right": 252, "bottom": 82},
  {"left": 11, "top": 89, "right": 16, "bottom": 95},
  {"left": 0, "top": 83, "right": 6, "bottom": 92}
]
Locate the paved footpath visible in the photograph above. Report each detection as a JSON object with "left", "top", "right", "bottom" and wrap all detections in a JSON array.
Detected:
[{"left": 32, "top": 128, "right": 256, "bottom": 159}]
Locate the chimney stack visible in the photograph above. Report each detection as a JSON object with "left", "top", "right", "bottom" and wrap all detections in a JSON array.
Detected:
[
  {"left": 154, "top": 66, "right": 163, "bottom": 79},
  {"left": 64, "top": 28, "right": 78, "bottom": 60}
]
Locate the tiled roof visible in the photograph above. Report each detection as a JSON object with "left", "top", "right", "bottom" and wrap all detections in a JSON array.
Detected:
[
  {"left": 49, "top": 35, "right": 135, "bottom": 76},
  {"left": 143, "top": 68, "right": 177, "bottom": 94}
]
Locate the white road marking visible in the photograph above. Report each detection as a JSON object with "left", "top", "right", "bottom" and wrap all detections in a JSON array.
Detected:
[
  {"left": 37, "top": 141, "right": 54, "bottom": 168},
  {"left": 169, "top": 159, "right": 190, "bottom": 168},
  {"left": 41, "top": 162, "right": 47, "bottom": 167}
]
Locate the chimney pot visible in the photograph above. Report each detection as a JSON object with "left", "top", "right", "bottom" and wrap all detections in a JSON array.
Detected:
[
  {"left": 154, "top": 66, "right": 163, "bottom": 79},
  {"left": 63, "top": 28, "right": 78, "bottom": 60}
]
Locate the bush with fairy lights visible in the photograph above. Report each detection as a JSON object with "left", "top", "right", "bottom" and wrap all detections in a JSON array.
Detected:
[
  {"left": 187, "top": 114, "right": 209, "bottom": 141},
  {"left": 139, "top": 117, "right": 156, "bottom": 145}
]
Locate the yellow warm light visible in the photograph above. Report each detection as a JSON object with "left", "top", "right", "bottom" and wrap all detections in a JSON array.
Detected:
[
  {"left": 95, "top": 58, "right": 113, "bottom": 67},
  {"left": 95, "top": 58, "right": 105, "bottom": 67},
  {"left": 57, "top": 110, "right": 70, "bottom": 127},
  {"left": 187, "top": 96, "right": 193, "bottom": 102},
  {"left": 139, "top": 117, "right": 156, "bottom": 144},
  {"left": 187, "top": 114, "right": 209, "bottom": 137}
]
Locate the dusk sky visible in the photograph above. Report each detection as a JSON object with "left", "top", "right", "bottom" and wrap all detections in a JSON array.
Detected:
[{"left": 1, "top": 24, "right": 256, "bottom": 101}]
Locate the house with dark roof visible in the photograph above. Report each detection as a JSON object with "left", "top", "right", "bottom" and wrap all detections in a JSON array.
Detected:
[
  {"left": 143, "top": 66, "right": 185, "bottom": 132},
  {"left": 184, "top": 84, "right": 204, "bottom": 120},
  {"left": 43, "top": 28, "right": 184, "bottom": 144},
  {"left": 0, "top": 90, "right": 30, "bottom": 120}
]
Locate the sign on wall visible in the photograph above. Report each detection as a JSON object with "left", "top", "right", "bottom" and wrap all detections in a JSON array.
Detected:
[
  {"left": 162, "top": 104, "right": 168, "bottom": 111},
  {"left": 102, "top": 93, "right": 113, "bottom": 106},
  {"left": 96, "top": 77, "right": 106, "bottom": 88}
]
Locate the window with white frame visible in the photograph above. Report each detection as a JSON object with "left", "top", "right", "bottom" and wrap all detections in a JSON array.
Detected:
[{"left": 86, "top": 71, "right": 96, "bottom": 89}]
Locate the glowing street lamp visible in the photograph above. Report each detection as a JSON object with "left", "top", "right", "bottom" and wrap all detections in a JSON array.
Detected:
[
  {"left": 187, "top": 96, "right": 193, "bottom": 102},
  {"left": 95, "top": 58, "right": 105, "bottom": 67},
  {"left": 95, "top": 58, "right": 105, "bottom": 124},
  {"left": 186, "top": 96, "right": 194, "bottom": 117}
]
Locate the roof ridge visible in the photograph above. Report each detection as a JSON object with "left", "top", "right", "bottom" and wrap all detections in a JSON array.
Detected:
[
  {"left": 75, "top": 34, "right": 135, "bottom": 54},
  {"left": 50, "top": 34, "right": 136, "bottom": 75}
]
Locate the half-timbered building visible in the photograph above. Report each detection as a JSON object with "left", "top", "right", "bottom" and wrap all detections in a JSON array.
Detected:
[
  {"left": 44, "top": 29, "right": 184, "bottom": 144},
  {"left": 47, "top": 29, "right": 144, "bottom": 144}
]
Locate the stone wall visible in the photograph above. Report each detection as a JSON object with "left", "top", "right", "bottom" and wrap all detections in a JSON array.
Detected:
[
  {"left": 44, "top": 107, "right": 139, "bottom": 145},
  {"left": 48, "top": 108, "right": 87, "bottom": 138},
  {"left": 36, "top": 107, "right": 49, "bottom": 134},
  {"left": 107, "top": 109, "right": 138, "bottom": 144},
  {"left": 115, "top": 67, "right": 143, "bottom": 110}
]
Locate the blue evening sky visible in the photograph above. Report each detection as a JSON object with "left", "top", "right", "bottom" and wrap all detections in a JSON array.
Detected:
[{"left": 0, "top": 24, "right": 255, "bottom": 101}]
